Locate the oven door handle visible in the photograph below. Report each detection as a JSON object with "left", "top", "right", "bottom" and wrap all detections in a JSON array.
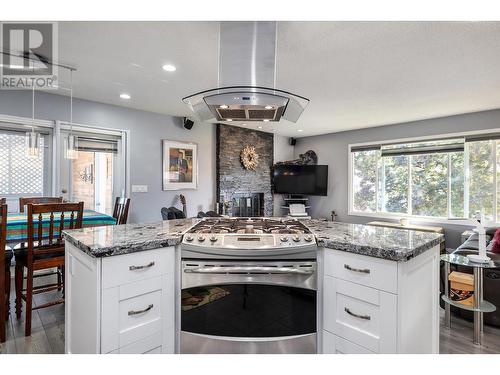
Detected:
[{"left": 184, "top": 266, "right": 314, "bottom": 275}]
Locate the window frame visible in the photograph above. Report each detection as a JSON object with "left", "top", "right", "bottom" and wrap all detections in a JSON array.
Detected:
[
  {"left": 348, "top": 128, "right": 500, "bottom": 226},
  {"left": 0, "top": 116, "right": 54, "bottom": 208},
  {"left": 0, "top": 114, "right": 130, "bottom": 211}
]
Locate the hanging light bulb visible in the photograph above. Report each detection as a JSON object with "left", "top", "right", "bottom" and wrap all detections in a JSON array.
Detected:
[
  {"left": 26, "top": 82, "right": 40, "bottom": 157},
  {"left": 25, "top": 129, "right": 40, "bottom": 157},
  {"left": 65, "top": 70, "right": 78, "bottom": 159}
]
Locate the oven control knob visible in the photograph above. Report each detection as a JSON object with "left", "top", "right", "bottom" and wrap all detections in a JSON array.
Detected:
[
  {"left": 280, "top": 236, "right": 288, "bottom": 242},
  {"left": 304, "top": 235, "right": 313, "bottom": 242},
  {"left": 197, "top": 236, "right": 206, "bottom": 242},
  {"left": 292, "top": 235, "right": 300, "bottom": 242},
  {"left": 209, "top": 236, "right": 218, "bottom": 243},
  {"left": 185, "top": 235, "right": 194, "bottom": 242}
]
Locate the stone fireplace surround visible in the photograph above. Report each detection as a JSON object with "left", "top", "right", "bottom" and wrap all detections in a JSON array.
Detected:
[{"left": 216, "top": 124, "right": 274, "bottom": 217}]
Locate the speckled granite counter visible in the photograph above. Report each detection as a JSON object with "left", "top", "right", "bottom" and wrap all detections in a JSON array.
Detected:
[
  {"left": 304, "top": 219, "right": 444, "bottom": 261},
  {"left": 63, "top": 218, "right": 199, "bottom": 257},
  {"left": 64, "top": 217, "right": 443, "bottom": 261}
]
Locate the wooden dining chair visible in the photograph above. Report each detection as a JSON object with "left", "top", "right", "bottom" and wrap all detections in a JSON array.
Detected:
[
  {"left": 19, "top": 197, "right": 65, "bottom": 290},
  {"left": 0, "top": 203, "right": 10, "bottom": 343},
  {"left": 19, "top": 196, "right": 63, "bottom": 213},
  {"left": 15, "top": 201, "right": 84, "bottom": 336},
  {"left": 112, "top": 197, "right": 130, "bottom": 225}
]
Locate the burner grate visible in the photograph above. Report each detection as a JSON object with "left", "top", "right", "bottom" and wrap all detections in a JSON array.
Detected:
[{"left": 188, "top": 217, "right": 311, "bottom": 235}]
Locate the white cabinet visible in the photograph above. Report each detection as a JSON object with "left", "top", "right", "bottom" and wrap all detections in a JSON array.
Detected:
[
  {"left": 65, "top": 244, "right": 177, "bottom": 354},
  {"left": 323, "top": 276, "right": 397, "bottom": 353},
  {"left": 321, "top": 247, "right": 440, "bottom": 354},
  {"left": 322, "top": 330, "right": 374, "bottom": 354}
]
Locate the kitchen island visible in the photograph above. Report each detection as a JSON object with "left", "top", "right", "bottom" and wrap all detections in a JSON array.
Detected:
[{"left": 63, "top": 218, "right": 444, "bottom": 354}]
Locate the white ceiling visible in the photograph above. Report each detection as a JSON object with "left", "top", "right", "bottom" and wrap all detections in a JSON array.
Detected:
[{"left": 55, "top": 21, "right": 500, "bottom": 137}]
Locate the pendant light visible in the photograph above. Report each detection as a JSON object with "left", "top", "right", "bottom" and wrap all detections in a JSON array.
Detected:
[
  {"left": 25, "top": 83, "right": 40, "bottom": 157},
  {"left": 65, "top": 70, "right": 78, "bottom": 159}
]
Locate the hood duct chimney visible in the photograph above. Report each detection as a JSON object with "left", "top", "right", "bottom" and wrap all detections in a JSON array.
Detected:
[{"left": 182, "top": 21, "right": 309, "bottom": 123}]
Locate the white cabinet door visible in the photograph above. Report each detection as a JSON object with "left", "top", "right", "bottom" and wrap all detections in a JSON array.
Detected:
[
  {"left": 101, "top": 248, "right": 176, "bottom": 354},
  {"left": 322, "top": 330, "right": 374, "bottom": 354},
  {"left": 102, "top": 248, "right": 175, "bottom": 289},
  {"left": 65, "top": 247, "right": 101, "bottom": 354},
  {"left": 323, "top": 276, "right": 397, "bottom": 353},
  {"left": 324, "top": 249, "right": 398, "bottom": 294}
]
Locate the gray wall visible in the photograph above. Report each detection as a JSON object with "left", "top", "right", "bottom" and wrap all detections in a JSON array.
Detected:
[
  {"left": 294, "top": 109, "right": 500, "bottom": 249},
  {"left": 0, "top": 90, "right": 216, "bottom": 223}
]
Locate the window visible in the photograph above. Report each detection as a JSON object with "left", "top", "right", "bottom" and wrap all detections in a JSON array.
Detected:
[
  {"left": 350, "top": 135, "right": 500, "bottom": 221},
  {"left": 0, "top": 131, "right": 45, "bottom": 196}
]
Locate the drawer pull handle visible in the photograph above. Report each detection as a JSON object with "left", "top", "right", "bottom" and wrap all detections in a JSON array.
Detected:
[
  {"left": 344, "top": 307, "right": 371, "bottom": 320},
  {"left": 128, "top": 304, "right": 154, "bottom": 316},
  {"left": 344, "top": 264, "right": 370, "bottom": 274},
  {"left": 129, "top": 261, "right": 155, "bottom": 271}
]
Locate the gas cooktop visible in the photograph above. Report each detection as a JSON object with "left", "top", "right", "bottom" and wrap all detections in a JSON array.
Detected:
[
  {"left": 181, "top": 217, "right": 317, "bottom": 258},
  {"left": 186, "top": 217, "right": 312, "bottom": 235}
]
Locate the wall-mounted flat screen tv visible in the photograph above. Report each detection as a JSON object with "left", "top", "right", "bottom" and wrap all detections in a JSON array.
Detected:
[{"left": 272, "top": 165, "right": 328, "bottom": 196}]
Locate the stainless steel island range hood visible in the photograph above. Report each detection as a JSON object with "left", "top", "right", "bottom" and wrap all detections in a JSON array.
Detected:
[{"left": 182, "top": 22, "right": 309, "bottom": 123}]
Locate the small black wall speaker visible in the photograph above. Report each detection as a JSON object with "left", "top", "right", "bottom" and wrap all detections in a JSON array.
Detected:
[
  {"left": 289, "top": 137, "right": 297, "bottom": 146},
  {"left": 183, "top": 117, "right": 194, "bottom": 130}
]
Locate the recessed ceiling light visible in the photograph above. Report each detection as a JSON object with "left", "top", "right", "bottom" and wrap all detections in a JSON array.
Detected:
[
  {"left": 298, "top": 129, "right": 304, "bottom": 132},
  {"left": 227, "top": 119, "right": 233, "bottom": 122},
  {"left": 263, "top": 119, "right": 270, "bottom": 122},
  {"left": 257, "top": 126, "right": 263, "bottom": 129},
  {"left": 162, "top": 64, "right": 176, "bottom": 72},
  {"left": 119, "top": 93, "right": 131, "bottom": 100},
  {"left": 220, "top": 105, "right": 229, "bottom": 109},
  {"left": 264, "top": 105, "right": 273, "bottom": 110}
]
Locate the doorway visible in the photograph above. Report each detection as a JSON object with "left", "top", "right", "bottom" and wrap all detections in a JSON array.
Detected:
[{"left": 59, "top": 127, "right": 126, "bottom": 215}]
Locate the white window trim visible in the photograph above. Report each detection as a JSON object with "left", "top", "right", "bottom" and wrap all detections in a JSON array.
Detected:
[
  {"left": 0, "top": 114, "right": 54, "bottom": 199},
  {"left": 348, "top": 127, "right": 500, "bottom": 227},
  {"left": 57, "top": 120, "right": 130, "bottom": 199},
  {"left": 0, "top": 114, "right": 131, "bottom": 200}
]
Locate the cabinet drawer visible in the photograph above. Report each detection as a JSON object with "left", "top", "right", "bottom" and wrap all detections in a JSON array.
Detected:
[
  {"left": 119, "top": 285, "right": 162, "bottom": 348},
  {"left": 323, "top": 249, "right": 397, "bottom": 293},
  {"left": 323, "top": 277, "right": 397, "bottom": 353},
  {"left": 118, "top": 332, "right": 162, "bottom": 354},
  {"left": 322, "top": 330, "right": 373, "bottom": 354},
  {"left": 102, "top": 247, "right": 174, "bottom": 289},
  {"left": 102, "top": 274, "right": 174, "bottom": 353}
]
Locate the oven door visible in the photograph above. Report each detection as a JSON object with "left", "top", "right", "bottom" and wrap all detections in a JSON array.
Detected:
[{"left": 180, "top": 260, "right": 317, "bottom": 354}]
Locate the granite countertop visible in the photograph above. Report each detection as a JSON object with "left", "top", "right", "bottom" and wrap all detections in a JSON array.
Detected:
[
  {"left": 304, "top": 219, "right": 444, "bottom": 261},
  {"left": 64, "top": 217, "right": 444, "bottom": 261},
  {"left": 63, "top": 218, "right": 199, "bottom": 257}
]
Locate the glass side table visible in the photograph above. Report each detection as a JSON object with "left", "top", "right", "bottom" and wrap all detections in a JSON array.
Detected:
[{"left": 441, "top": 254, "right": 499, "bottom": 345}]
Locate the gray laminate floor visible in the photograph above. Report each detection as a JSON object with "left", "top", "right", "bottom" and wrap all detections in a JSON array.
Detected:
[{"left": 1, "top": 271, "right": 499, "bottom": 354}]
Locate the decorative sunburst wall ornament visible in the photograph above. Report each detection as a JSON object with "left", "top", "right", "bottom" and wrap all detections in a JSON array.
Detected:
[{"left": 240, "top": 145, "right": 259, "bottom": 171}]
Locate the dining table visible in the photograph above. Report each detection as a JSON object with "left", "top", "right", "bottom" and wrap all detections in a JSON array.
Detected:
[{"left": 5, "top": 209, "right": 117, "bottom": 245}]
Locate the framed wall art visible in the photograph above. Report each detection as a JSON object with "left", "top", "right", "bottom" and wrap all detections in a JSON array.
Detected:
[{"left": 162, "top": 140, "right": 198, "bottom": 190}]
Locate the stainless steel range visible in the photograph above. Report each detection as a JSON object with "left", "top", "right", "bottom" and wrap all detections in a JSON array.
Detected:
[{"left": 180, "top": 217, "right": 318, "bottom": 354}]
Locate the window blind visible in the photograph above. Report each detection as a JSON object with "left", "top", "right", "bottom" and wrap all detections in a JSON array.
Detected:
[
  {"left": 77, "top": 137, "right": 118, "bottom": 154},
  {"left": 351, "top": 138, "right": 465, "bottom": 156}
]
